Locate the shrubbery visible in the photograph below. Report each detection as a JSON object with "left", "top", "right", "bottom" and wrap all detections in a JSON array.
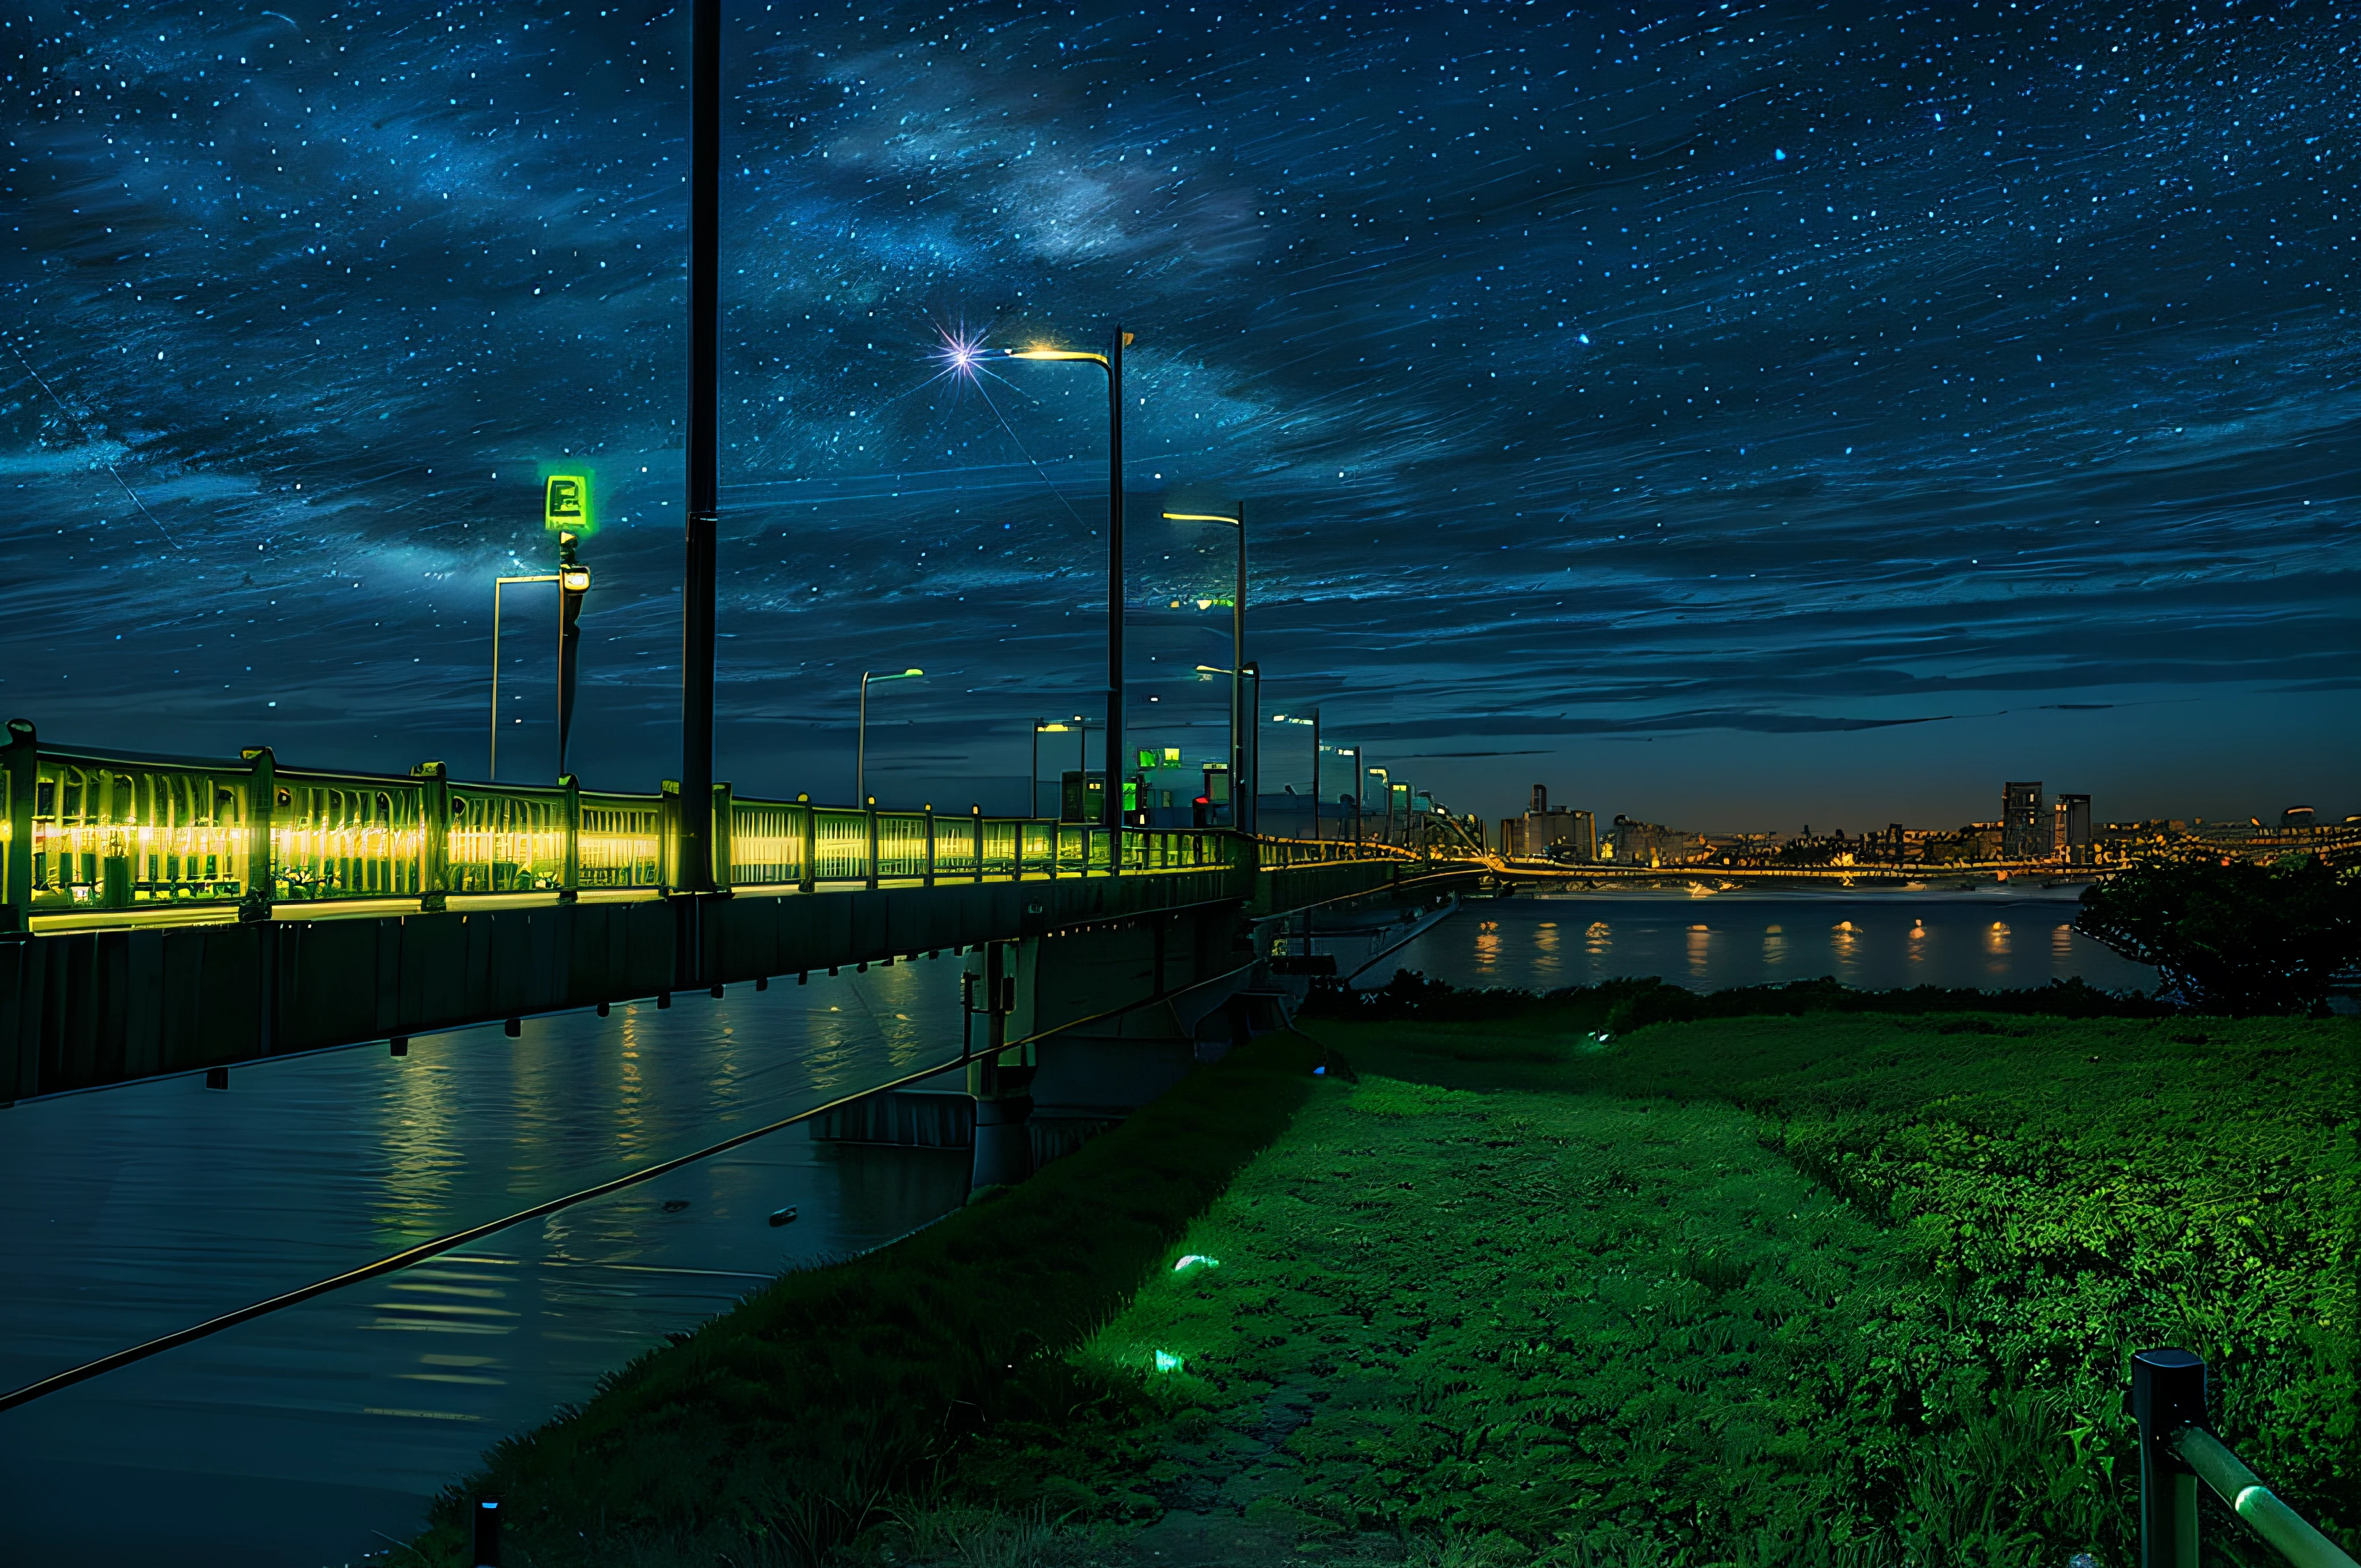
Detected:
[
  {"left": 2073, "top": 852, "right": 2361, "bottom": 1015},
  {"left": 967, "top": 1010, "right": 2358, "bottom": 1564}
]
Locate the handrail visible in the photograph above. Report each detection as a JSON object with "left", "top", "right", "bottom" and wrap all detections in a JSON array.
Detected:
[
  {"left": 1, "top": 720, "right": 1435, "bottom": 929},
  {"left": 2174, "top": 1427, "right": 2357, "bottom": 1568},
  {"left": 2132, "top": 1347, "right": 2356, "bottom": 1568}
]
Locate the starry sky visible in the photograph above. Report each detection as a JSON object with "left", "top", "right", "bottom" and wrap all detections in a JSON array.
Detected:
[{"left": 5, "top": 0, "right": 2356, "bottom": 832}]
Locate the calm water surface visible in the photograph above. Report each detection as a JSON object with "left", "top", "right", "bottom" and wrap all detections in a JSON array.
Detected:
[
  {"left": 1366, "top": 883, "right": 2156, "bottom": 994},
  {"left": 0, "top": 889, "right": 2153, "bottom": 1566},
  {"left": 0, "top": 960, "right": 974, "bottom": 1568}
]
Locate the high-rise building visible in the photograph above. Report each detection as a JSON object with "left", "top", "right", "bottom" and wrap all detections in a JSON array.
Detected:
[
  {"left": 2002, "top": 781, "right": 2046, "bottom": 860},
  {"left": 2056, "top": 793, "right": 2092, "bottom": 866},
  {"left": 1500, "top": 784, "right": 1596, "bottom": 861}
]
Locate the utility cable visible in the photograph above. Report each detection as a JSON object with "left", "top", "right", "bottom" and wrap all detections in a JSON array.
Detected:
[{"left": 0, "top": 1050, "right": 968, "bottom": 1414}]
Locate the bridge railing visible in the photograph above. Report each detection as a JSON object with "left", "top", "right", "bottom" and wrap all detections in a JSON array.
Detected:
[
  {"left": 1256, "top": 836, "right": 1428, "bottom": 868},
  {"left": 0, "top": 723, "right": 1292, "bottom": 926},
  {"left": 1, "top": 736, "right": 263, "bottom": 910}
]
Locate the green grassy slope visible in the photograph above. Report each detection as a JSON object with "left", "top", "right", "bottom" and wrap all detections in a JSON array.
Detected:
[{"left": 948, "top": 1012, "right": 2356, "bottom": 1567}]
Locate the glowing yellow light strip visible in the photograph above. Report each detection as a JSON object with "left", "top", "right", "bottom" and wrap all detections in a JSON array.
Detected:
[{"left": 1004, "top": 348, "right": 1111, "bottom": 365}]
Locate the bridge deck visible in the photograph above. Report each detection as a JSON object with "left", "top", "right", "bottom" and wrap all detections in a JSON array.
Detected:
[
  {"left": 0, "top": 723, "right": 1474, "bottom": 1102},
  {"left": 4, "top": 853, "right": 1443, "bottom": 1103}
]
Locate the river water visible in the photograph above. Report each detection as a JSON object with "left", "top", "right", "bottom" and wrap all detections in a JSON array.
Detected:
[
  {"left": 0, "top": 889, "right": 2152, "bottom": 1567},
  {"left": 1359, "top": 882, "right": 2156, "bottom": 994},
  {"left": 0, "top": 960, "right": 974, "bottom": 1568}
]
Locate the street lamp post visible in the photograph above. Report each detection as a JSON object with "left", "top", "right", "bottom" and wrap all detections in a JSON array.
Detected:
[
  {"left": 1032, "top": 715, "right": 1088, "bottom": 819},
  {"left": 1272, "top": 711, "right": 1318, "bottom": 839},
  {"left": 1163, "top": 506, "right": 1247, "bottom": 831},
  {"left": 857, "top": 668, "right": 924, "bottom": 805},
  {"left": 489, "top": 535, "right": 593, "bottom": 783},
  {"left": 1242, "top": 662, "right": 1260, "bottom": 831},
  {"left": 1194, "top": 666, "right": 1259, "bottom": 832},
  {"left": 987, "top": 334, "right": 1131, "bottom": 857},
  {"left": 1338, "top": 745, "right": 1365, "bottom": 845}
]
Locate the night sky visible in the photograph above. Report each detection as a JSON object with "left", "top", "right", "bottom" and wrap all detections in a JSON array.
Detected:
[{"left": 5, "top": 0, "right": 2356, "bottom": 832}]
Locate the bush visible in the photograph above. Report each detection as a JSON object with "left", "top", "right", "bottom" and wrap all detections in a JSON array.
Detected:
[{"left": 2074, "top": 853, "right": 2361, "bottom": 1015}]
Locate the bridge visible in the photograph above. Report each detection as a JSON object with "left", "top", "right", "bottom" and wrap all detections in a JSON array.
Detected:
[{"left": 0, "top": 718, "right": 1477, "bottom": 1105}]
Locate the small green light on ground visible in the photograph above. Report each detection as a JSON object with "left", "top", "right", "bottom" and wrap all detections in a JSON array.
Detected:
[{"left": 1152, "top": 1350, "right": 1185, "bottom": 1373}]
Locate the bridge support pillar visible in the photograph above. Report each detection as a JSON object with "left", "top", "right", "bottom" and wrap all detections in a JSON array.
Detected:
[
  {"left": 965, "top": 939, "right": 1032, "bottom": 1193},
  {"left": 957, "top": 907, "right": 1272, "bottom": 1182},
  {"left": 969, "top": 1072, "right": 1034, "bottom": 1190}
]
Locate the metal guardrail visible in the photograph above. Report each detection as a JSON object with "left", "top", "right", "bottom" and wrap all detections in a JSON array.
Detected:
[
  {"left": 1256, "top": 835, "right": 1422, "bottom": 869},
  {"left": 2132, "top": 1348, "right": 2357, "bottom": 1568},
  {"left": 0, "top": 721, "right": 1426, "bottom": 927}
]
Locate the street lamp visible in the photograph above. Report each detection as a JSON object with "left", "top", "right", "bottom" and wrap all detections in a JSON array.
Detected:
[
  {"left": 1031, "top": 715, "right": 1089, "bottom": 820},
  {"left": 1334, "top": 744, "right": 1366, "bottom": 845},
  {"left": 1194, "top": 665, "right": 1260, "bottom": 832},
  {"left": 1272, "top": 710, "right": 1319, "bottom": 839},
  {"left": 857, "top": 668, "right": 925, "bottom": 805},
  {"left": 972, "top": 335, "right": 1131, "bottom": 851},
  {"left": 489, "top": 532, "right": 593, "bottom": 782},
  {"left": 1163, "top": 505, "right": 1246, "bottom": 832}
]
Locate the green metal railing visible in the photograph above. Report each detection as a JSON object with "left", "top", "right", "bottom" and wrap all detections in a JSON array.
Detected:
[
  {"left": 2132, "top": 1348, "right": 2357, "bottom": 1568},
  {"left": 1, "top": 720, "right": 1422, "bottom": 926}
]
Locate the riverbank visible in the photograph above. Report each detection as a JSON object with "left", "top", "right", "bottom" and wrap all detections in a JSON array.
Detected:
[
  {"left": 404, "top": 1032, "right": 1330, "bottom": 1566},
  {"left": 405, "top": 996, "right": 2357, "bottom": 1567},
  {"left": 937, "top": 1005, "right": 2356, "bottom": 1566}
]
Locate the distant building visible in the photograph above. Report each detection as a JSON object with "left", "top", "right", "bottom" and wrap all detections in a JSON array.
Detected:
[
  {"left": 1609, "top": 813, "right": 1707, "bottom": 867},
  {"left": 2056, "top": 793, "right": 2092, "bottom": 866},
  {"left": 2002, "top": 781, "right": 2047, "bottom": 860},
  {"left": 1500, "top": 783, "right": 1596, "bottom": 861},
  {"left": 2283, "top": 805, "right": 2317, "bottom": 827}
]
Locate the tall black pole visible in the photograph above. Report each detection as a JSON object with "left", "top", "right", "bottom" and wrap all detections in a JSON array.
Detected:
[
  {"left": 1231, "top": 503, "right": 1246, "bottom": 835},
  {"left": 1104, "top": 326, "right": 1125, "bottom": 860},
  {"left": 677, "top": 0, "right": 721, "bottom": 892},
  {"left": 556, "top": 533, "right": 586, "bottom": 779},
  {"left": 1310, "top": 709, "right": 1322, "bottom": 841}
]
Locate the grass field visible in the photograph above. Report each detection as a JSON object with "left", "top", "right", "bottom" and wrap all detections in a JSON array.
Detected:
[{"left": 942, "top": 1009, "right": 2358, "bottom": 1568}]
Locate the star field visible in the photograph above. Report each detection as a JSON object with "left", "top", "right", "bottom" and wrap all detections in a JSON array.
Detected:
[{"left": 3, "top": 0, "right": 2355, "bottom": 827}]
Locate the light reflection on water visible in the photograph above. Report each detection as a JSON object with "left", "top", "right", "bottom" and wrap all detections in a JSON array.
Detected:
[
  {"left": 1376, "top": 885, "right": 2154, "bottom": 995},
  {"left": 0, "top": 963, "right": 975, "bottom": 1568}
]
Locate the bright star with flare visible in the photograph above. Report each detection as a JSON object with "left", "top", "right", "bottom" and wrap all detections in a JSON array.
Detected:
[{"left": 933, "top": 324, "right": 990, "bottom": 382}]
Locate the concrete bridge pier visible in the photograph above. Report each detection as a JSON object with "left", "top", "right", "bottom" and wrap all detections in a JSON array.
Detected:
[
  {"left": 956, "top": 907, "right": 1279, "bottom": 1188},
  {"left": 964, "top": 940, "right": 1033, "bottom": 1190}
]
